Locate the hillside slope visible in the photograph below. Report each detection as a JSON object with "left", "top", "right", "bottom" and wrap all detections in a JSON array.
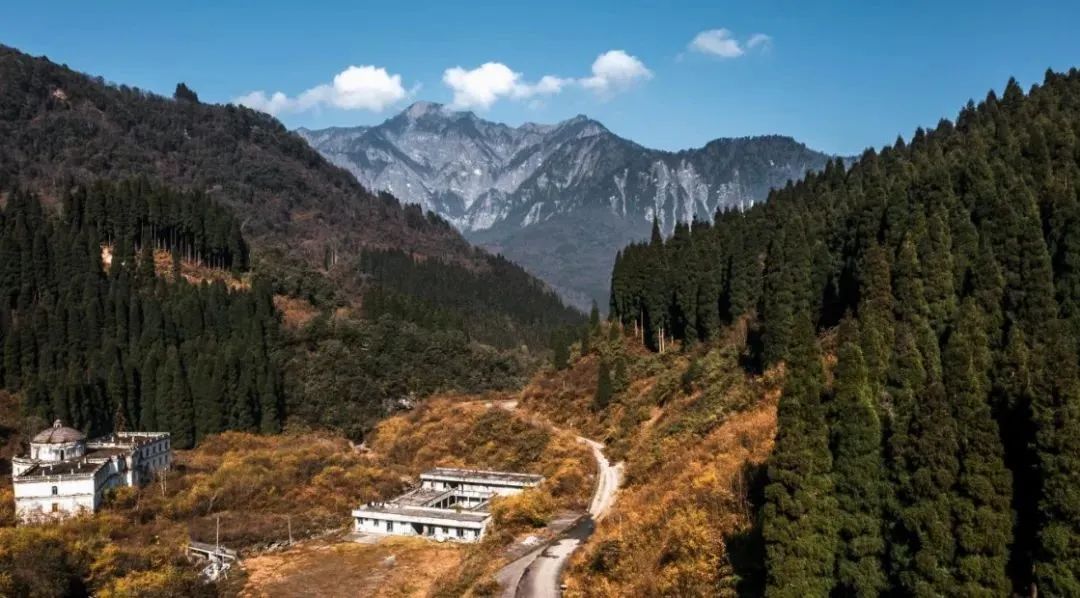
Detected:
[
  {"left": 0, "top": 46, "right": 469, "bottom": 265},
  {"left": 0, "top": 45, "right": 581, "bottom": 345},
  {"left": 610, "top": 69, "right": 1080, "bottom": 595}
]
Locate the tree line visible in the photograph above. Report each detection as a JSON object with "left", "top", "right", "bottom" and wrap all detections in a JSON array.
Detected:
[
  {"left": 0, "top": 182, "right": 281, "bottom": 449},
  {"left": 609, "top": 69, "right": 1080, "bottom": 595},
  {"left": 358, "top": 248, "right": 583, "bottom": 350}
]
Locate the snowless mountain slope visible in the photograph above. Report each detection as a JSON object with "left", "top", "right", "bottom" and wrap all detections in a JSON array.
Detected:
[{"left": 299, "top": 102, "right": 836, "bottom": 310}]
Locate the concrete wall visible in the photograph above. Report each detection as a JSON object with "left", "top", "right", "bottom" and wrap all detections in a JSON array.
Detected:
[
  {"left": 353, "top": 512, "right": 485, "bottom": 542},
  {"left": 421, "top": 478, "right": 528, "bottom": 497},
  {"left": 132, "top": 436, "right": 171, "bottom": 484},
  {"left": 30, "top": 440, "right": 85, "bottom": 463},
  {"left": 14, "top": 475, "right": 96, "bottom": 522}
]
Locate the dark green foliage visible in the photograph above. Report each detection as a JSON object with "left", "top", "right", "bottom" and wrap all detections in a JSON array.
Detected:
[
  {"left": 946, "top": 300, "right": 1012, "bottom": 596},
  {"left": 608, "top": 69, "right": 1080, "bottom": 594},
  {"left": 762, "top": 315, "right": 838, "bottom": 597},
  {"left": 892, "top": 381, "right": 960, "bottom": 595},
  {"left": 173, "top": 82, "right": 199, "bottom": 103},
  {"left": 593, "top": 360, "right": 613, "bottom": 411},
  {"left": 830, "top": 337, "right": 887, "bottom": 597},
  {"left": 357, "top": 249, "right": 581, "bottom": 350},
  {"left": 0, "top": 184, "right": 281, "bottom": 447},
  {"left": 283, "top": 315, "right": 529, "bottom": 441}
]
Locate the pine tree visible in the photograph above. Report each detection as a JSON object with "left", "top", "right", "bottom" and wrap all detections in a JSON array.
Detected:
[
  {"left": 946, "top": 300, "right": 1012, "bottom": 596},
  {"left": 593, "top": 359, "right": 613, "bottom": 411},
  {"left": 1032, "top": 321, "right": 1080, "bottom": 595},
  {"left": 763, "top": 314, "right": 838, "bottom": 597},
  {"left": 830, "top": 335, "right": 887, "bottom": 597},
  {"left": 894, "top": 381, "right": 960, "bottom": 595},
  {"left": 857, "top": 243, "right": 894, "bottom": 397}
]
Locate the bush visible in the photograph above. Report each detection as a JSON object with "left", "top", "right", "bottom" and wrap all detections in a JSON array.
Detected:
[{"left": 491, "top": 490, "right": 556, "bottom": 530}]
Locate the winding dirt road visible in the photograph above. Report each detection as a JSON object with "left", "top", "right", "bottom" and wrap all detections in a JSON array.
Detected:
[{"left": 496, "top": 435, "right": 623, "bottom": 597}]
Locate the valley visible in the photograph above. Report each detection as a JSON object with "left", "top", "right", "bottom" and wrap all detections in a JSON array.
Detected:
[{"left": 3, "top": 7, "right": 1080, "bottom": 597}]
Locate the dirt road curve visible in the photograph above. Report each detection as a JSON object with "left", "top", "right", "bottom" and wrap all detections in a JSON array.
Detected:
[{"left": 496, "top": 435, "right": 623, "bottom": 597}]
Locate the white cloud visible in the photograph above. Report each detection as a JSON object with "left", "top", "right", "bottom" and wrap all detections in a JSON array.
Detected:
[
  {"left": 442, "top": 62, "right": 568, "bottom": 110},
  {"left": 689, "top": 29, "right": 744, "bottom": 58},
  {"left": 439, "top": 50, "right": 653, "bottom": 110},
  {"left": 688, "top": 29, "right": 772, "bottom": 59},
  {"left": 234, "top": 65, "right": 407, "bottom": 115},
  {"left": 580, "top": 50, "right": 653, "bottom": 95},
  {"left": 747, "top": 33, "right": 772, "bottom": 50}
]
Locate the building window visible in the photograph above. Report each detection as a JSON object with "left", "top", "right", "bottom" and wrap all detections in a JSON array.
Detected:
[
  {"left": 386, "top": 521, "right": 393, "bottom": 532},
  {"left": 457, "top": 528, "right": 464, "bottom": 538},
  {"left": 51, "top": 503, "right": 59, "bottom": 513},
  {"left": 51, "top": 486, "right": 58, "bottom": 496}
]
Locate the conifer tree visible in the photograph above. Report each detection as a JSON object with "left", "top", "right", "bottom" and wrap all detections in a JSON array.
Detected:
[
  {"left": 763, "top": 313, "right": 838, "bottom": 597},
  {"left": 946, "top": 300, "right": 1012, "bottom": 596},
  {"left": 830, "top": 333, "right": 887, "bottom": 597},
  {"left": 857, "top": 243, "right": 894, "bottom": 396},
  {"left": 894, "top": 381, "right": 960, "bottom": 595},
  {"left": 593, "top": 359, "right": 613, "bottom": 411},
  {"left": 1032, "top": 321, "right": 1080, "bottom": 595}
]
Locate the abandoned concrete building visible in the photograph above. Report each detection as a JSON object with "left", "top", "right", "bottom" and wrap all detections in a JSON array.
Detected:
[
  {"left": 352, "top": 468, "right": 544, "bottom": 542},
  {"left": 11, "top": 420, "right": 171, "bottom": 523}
]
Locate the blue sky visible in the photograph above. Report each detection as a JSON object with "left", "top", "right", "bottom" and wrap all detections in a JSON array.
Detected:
[{"left": 3, "top": 1, "right": 1079, "bottom": 155}]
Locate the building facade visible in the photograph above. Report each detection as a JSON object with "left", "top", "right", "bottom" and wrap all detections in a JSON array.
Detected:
[
  {"left": 352, "top": 468, "right": 543, "bottom": 543},
  {"left": 11, "top": 421, "right": 171, "bottom": 523}
]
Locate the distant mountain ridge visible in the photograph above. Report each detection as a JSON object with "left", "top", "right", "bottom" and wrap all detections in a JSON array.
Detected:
[{"left": 299, "top": 102, "right": 837, "bottom": 309}]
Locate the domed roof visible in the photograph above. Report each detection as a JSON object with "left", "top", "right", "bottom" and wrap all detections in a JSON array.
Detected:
[{"left": 32, "top": 420, "right": 86, "bottom": 444}]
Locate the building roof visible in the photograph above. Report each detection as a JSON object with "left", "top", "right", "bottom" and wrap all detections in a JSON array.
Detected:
[
  {"left": 353, "top": 503, "right": 491, "bottom": 524},
  {"left": 17, "top": 458, "right": 105, "bottom": 478},
  {"left": 32, "top": 420, "right": 86, "bottom": 444},
  {"left": 421, "top": 467, "right": 544, "bottom": 486}
]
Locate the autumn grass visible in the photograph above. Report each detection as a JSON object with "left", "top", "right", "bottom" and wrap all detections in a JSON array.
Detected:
[
  {"left": 239, "top": 537, "right": 462, "bottom": 598},
  {"left": 0, "top": 395, "right": 595, "bottom": 597},
  {"left": 519, "top": 321, "right": 785, "bottom": 597}
]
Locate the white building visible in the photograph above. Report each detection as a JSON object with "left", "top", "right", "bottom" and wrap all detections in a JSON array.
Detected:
[
  {"left": 11, "top": 420, "right": 171, "bottom": 523},
  {"left": 352, "top": 468, "right": 543, "bottom": 543}
]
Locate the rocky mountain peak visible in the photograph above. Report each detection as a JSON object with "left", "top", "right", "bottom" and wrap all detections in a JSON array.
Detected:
[
  {"left": 300, "top": 103, "right": 837, "bottom": 310},
  {"left": 403, "top": 100, "right": 445, "bottom": 119}
]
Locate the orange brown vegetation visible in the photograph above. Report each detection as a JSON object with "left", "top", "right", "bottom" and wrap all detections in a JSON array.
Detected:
[
  {"left": 272, "top": 294, "right": 321, "bottom": 329},
  {"left": 0, "top": 397, "right": 594, "bottom": 596},
  {"left": 368, "top": 398, "right": 593, "bottom": 512},
  {"left": 102, "top": 244, "right": 249, "bottom": 290},
  {"left": 240, "top": 538, "right": 462, "bottom": 598},
  {"left": 521, "top": 322, "right": 785, "bottom": 597}
]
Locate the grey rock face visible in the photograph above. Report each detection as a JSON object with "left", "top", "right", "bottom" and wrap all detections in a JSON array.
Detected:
[{"left": 299, "top": 102, "right": 836, "bottom": 310}]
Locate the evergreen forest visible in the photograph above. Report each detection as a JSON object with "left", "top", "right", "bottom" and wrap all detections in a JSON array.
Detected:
[
  {"left": 609, "top": 69, "right": 1080, "bottom": 595},
  {"left": 0, "top": 181, "right": 280, "bottom": 448}
]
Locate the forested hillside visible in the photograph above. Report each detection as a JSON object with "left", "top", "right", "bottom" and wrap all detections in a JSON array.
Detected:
[
  {"left": 0, "top": 44, "right": 580, "bottom": 345},
  {"left": 0, "top": 181, "right": 280, "bottom": 448},
  {"left": 0, "top": 44, "right": 584, "bottom": 441},
  {"left": 609, "top": 69, "right": 1080, "bottom": 595},
  {"left": 0, "top": 45, "right": 468, "bottom": 264},
  {"left": 359, "top": 249, "right": 581, "bottom": 349}
]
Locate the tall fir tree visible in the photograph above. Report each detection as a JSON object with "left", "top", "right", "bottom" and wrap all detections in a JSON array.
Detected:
[{"left": 762, "top": 312, "right": 838, "bottom": 597}]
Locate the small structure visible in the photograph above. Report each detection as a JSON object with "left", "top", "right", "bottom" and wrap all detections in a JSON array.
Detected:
[
  {"left": 11, "top": 420, "right": 171, "bottom": 523},
  {"left": 352, "top": 468, "right": 543, "bottom": 542},
  {"left": 188, "top": 541, "right": 237, "bottom": 582}
]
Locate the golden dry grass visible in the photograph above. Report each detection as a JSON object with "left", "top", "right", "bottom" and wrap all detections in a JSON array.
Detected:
[
  {"left": 515, "top": 322, "right": 785, "bottom": 597},
  {"left": 272, "top": 295, "right": 320, "bottom": 329},
  {"left": 240, "top": 538, "right": 463, "bottom": 598}
]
